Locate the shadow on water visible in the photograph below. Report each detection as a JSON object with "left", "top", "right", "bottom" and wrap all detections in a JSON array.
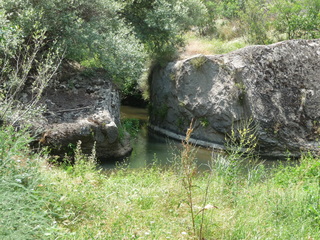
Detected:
[{"left": 100, "top": 106, "right": 297, "bottom": 170}]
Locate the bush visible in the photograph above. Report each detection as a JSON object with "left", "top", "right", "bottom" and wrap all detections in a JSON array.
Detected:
[
  {"left": 0, "top": 8, "right": 63, "bottom": 125},
  {"left": 0, "top": 0, "right": 147, "bottom": 90},
  {"left": 120, "top": 0, "right": 207, "bottom": 61},
  {"left": 239, "top": 0, "right": 271, "bottom": 44},
  {"left": 270, "top": 0, "right": 320, "bottom": 39}
]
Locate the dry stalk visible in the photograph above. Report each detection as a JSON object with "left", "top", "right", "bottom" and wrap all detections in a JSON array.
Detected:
[{"left": 180, "top": 119, "right": 198, "bottom": 236}]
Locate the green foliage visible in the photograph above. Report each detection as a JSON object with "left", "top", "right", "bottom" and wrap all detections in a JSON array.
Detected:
[
  {"left": 158, "top": 103, "right": 169, "bottom": 121},
  {"left": 274, "top": 152, "right": 320, "bottom": 186},
  {"left": 149, "top": 102, "right": 169, "bottom": 122},
  {"left": 226, "top": 118, "right": 258, "bottom": 160},
  {"left": 198, "top": 0, "right": 320, "bottom": 44},
  {"left": 0, "top": 126, "right": 31, "bottom": 178},
  {"left": 0, "top": 0, "right": 147, "bottom": 91},
  {"left": 239, "top": 0, "right": 271, "bottom": 44},
  {"left": 199, "top": 117, "right": 209, "bottom": 127},
  {"left": 120, "top": 0, "right": 208, "bottom": 62},
  {"left": 202, "top": 0, "right": 244, "bottom": 22},
  {"left": 213, "top": 118, "right": 264, "bottom": 187},
  {"left": 177, "top": 123, "right": 199, "bottom": 236},
  {"left": 0, "top": 8, "right": 62, "bottom": 125},
  {"left": 171, "top": 121, "right": 215, "bottom": 239},
  {"left": 198, "top": 1, "right": 217, "bottom": 35},
  {"left": 216, "top": 0, "right": 245, "bottom": 19},
  {"left": 0, "top": 10, "right": 22, "bottom": 56},
  {"left": 271, "top": 0, "right": 320, "bottom": 39},
  {"left": 119, "top": 118, "right": 141, "bottom": 139},
  {"left": 67, "top": 141, "right": 99, "bottom": 177},
  {"left": 0, "top": 0, "right": 212, "bottom": 99},
  {"left": 2, "top": 124, "right": 320, "bottom": 239}
]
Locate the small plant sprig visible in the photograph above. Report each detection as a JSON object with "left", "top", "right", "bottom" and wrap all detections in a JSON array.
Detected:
[
  {"left": 179, "top": 119, "right": 216, "bottom": 239},
  {"left": 214, "top": 117, "right": 263, "bottom": 189},
  {"left": 190, "top": 55, "right": 208, "bottom": 70},
  {"left": 180, "top": 120, "right": 198, "bottom": 236}
]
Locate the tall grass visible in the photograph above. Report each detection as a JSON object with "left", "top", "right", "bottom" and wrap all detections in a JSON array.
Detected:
[
  {"left": 0, "top": 126, "right": 60, "bottom": 239},
  {"left": 2, "top": 125, "right": 320, "bottom": 239}
]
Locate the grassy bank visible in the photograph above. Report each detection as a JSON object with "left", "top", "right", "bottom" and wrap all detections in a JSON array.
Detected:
[{"left": 1, "top": 126, "right": 320, "bottom": 239}]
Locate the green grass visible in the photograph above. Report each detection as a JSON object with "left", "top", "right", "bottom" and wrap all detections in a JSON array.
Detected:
[
  {"left": 181, "top": 32, "right": 248, "bottom": 58},
  {"left": 1, "top": 126, "right": 320, "bottom": 239},
  {"left": 0, "top": 126, "right": 61, "bottom": 239}
]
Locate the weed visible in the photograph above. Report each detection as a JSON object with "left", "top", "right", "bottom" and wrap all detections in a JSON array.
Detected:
[
  {"left": 199, "top": 117, "right": 209, "bottom": 128},
  {"left": 157, "top": 103, "right": 169, "bottom": 121},
  {"left": 3, "top": 120, "right": 320, "bottom": 239},
  {"left": 179, "top": 121, "right": 198, "bottom": 236},
  {"left": 176, "top": 117, "right": 185, "bottom": 131},
  {"left": 213, "top": 117, "right": 263, "bottom": 188},
  {"left": 169, "top": 72, "right": 176, "bottom": 81},
  {"left": 175, "top": 120, "right": 216, "bottom": 239},
  {"left": 119, "top": 118, "right": 140, "bottom": 139},
  {"left": 0, "top": 30, "right": 63, "bottom": 126},
  {"left": 190, "top": 55, "right": 208, "bottom": 70}
]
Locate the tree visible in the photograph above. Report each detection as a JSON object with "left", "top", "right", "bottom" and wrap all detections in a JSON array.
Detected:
[
  {"left": 119, "top": 0, "right": 208, "bottom": 61},
  {"left": 0, "top": 0, "right": 147, "bottom": 88},
  {"left": 0, "top": 0, "right": 209, "bottom": 100},
  {"left": 271, "top": 0, "right": 320, "bottom": 39},
  {"left": 239, "top": 0, "right": 271, "bottom": 44},
  {"left": 0, "top": 10, "right": 62, "bottom": 125}
]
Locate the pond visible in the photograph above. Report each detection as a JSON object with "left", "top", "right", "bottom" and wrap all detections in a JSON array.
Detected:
[{"left": 100, "top": 106, "right": 214, "bottom": 169}]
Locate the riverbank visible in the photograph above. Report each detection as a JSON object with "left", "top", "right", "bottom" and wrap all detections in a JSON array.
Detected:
[{"left": 1, "top": 125, "right": 320, "bottom": 239}]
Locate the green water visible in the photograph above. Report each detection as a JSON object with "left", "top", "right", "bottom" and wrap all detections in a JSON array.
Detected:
[
  {"left": 100, "top": 106, "right": 290, "bottom": 170},
  {"left": 100, "top": 106, "right": 214, "bottom": 169}
]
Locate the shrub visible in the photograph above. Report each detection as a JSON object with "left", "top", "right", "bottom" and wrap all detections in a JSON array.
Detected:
[
  {"left": 270, "top": 0, "right": 320, "bottom": 39},
  {"left": 0, "top": 0, "right": 147, "bottom": 90},
  {"left": 120, "top": 0, "right": 208, "bottom": 61},
  {"left": 0, "top": 8, "right": 63, "bottom": 126},
  {"left": 239, "top": 0, "right": 271, "bottom": 44}
]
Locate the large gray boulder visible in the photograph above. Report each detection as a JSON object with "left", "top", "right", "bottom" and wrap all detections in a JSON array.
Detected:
[
  {"left": 38, "top": 65, "right": 132, "bottom": 160},
  {"left": 150, "top": 39, "right": 320, "bottom": 158}
]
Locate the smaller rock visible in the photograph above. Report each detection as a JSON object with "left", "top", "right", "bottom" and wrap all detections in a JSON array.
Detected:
[
  {"left": 35, "top": 68, "right": 131, "bottom": 160},
  {"left": 104, "top": 121, "right": 118, "bottom": 143}
]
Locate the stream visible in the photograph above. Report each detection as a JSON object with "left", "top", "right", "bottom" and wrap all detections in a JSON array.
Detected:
[
  {"left": 100, "top": 106, "right": 214, "bottom": 169},
  {"left": 100, "top": 106, "right": 291, "bottom": 170}
]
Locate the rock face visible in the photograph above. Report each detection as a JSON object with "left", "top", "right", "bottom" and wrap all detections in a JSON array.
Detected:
[
  {"left": 38, "top": 65, "right": 132, "bottom": 160},
  {"left": 150, "top": 39, "right": 320, "bottom": 157}
]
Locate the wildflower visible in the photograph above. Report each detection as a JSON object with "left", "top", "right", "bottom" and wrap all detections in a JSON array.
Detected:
[{"left": 203, "top": 204, "right": 218, "bottom": 210}]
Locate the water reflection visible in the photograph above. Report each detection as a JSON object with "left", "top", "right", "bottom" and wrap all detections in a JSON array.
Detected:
[
  {"left": 127, "top": 124, "right": 214, "bottom": 168},
  {"left": 100, "top": 106, "right": 213, "bottom": 169}
]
